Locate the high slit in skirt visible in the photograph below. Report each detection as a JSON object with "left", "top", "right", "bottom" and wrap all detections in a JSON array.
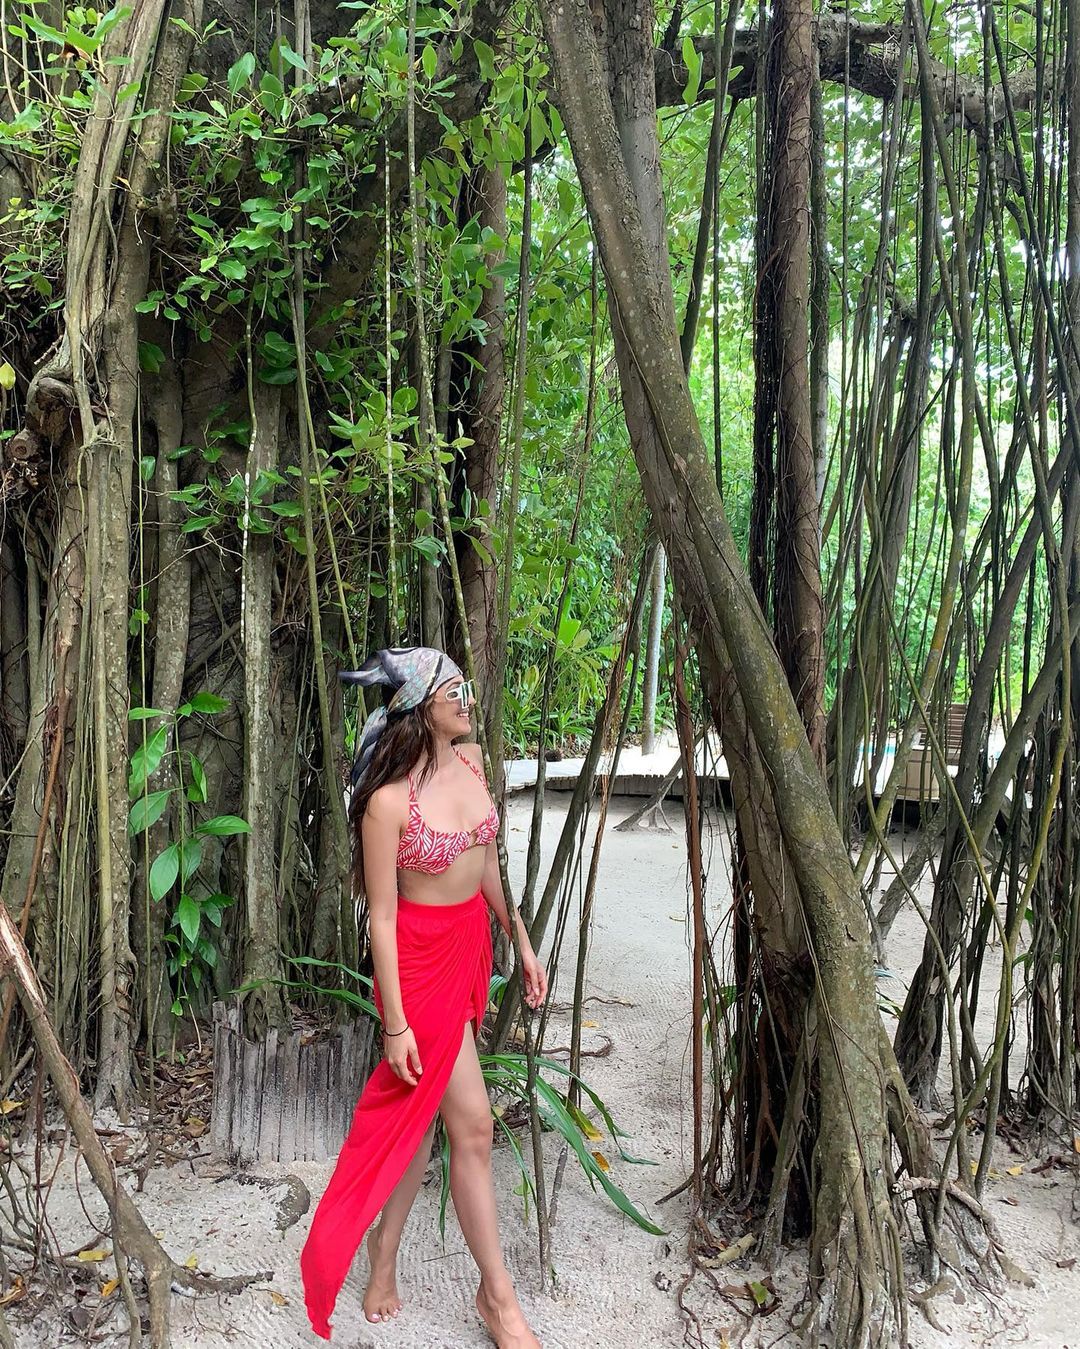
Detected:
[{"left": 300, "top": 889, "right": 493, "bottom": 1340}]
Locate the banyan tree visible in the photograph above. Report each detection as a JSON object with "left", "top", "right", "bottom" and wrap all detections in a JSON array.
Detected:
[{"left": 0, "top": 0, "right": 1077, "bottom": 1345}]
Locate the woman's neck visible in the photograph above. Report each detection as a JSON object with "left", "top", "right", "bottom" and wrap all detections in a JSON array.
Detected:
[{"left": 429, "top": 737, "right": 460, "bottom": 770}]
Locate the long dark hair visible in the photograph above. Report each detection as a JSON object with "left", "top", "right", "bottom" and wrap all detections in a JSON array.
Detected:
[{"left": 348, "top": 700, "right": 438, "bottom": 894}]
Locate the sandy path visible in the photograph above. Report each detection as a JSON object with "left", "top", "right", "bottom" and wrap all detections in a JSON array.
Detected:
[{"left": 6, "top": 797, "right": 1078, "bottom": 1347}]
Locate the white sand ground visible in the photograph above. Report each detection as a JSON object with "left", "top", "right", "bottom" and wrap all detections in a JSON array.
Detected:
[{"left": 5, "top": 795, "right": 1079, "bottom": 1348}]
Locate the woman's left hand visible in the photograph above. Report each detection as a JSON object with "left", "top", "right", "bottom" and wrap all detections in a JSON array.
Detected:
[{"left": 521, "top": 948, "right": 548, "bottom": 1009}]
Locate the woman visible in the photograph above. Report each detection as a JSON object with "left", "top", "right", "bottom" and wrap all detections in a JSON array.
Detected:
[{"left": 300, "top": 646, "right": 548, "bottom": 1347}]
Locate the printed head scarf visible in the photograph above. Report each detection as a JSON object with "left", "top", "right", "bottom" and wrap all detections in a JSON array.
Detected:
[{"left": 341, "top": 647, "right": 465, "bottom": 788}]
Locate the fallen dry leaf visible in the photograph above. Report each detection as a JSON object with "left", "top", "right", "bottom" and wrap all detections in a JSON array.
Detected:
[
  {"left": 1007, "top": 1164, "right": 1024, "bottom": 1176},
  {"left": 582, "top": 1020, "right": 598, "bottom": 1029},
  {"left": 185, "top": 1116, "right": 207, "bottom": 1138},
  {"left": 1057, "top": 1257, "right": 1076, "bottom": 1271},
  {"left": 269, "top": 1290, "right": 289, "bottom": 1307},
  {"left": 100, "top": 1278, "right": 119, "bottom": 1298},
  {"left": 999, "top": 1196, "right": 1019, "bottom": 1206},
  {"left": 77, "top": 1249, "right": 111, "bottom": 1263},
  {"left": 0, "top": 1100, "right": 24, "bottom": 1115},
  {"left": 590, "top": 1151, "right": 610, "bottom": 1173},
  {"left": 0, "top": 1275, "right": 25, "bottom": 1307},
  {"left": 184, "top": 1253, "right": 198, "bottom": 1270}
]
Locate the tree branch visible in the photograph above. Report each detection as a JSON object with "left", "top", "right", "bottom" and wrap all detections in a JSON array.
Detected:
[
  {"left": 659, "top": 18, "right": 1040, "bottom": 137},
  {"left": 307, "top": 11, "right": 1043, "bottom": 327}
]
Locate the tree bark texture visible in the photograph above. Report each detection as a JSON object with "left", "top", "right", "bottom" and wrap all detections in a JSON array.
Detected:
[
  {"left": 241, "top": 380, "right": 288, "bottom": 1035},
  {"left": 535, "top": 1, "right": 899, "bottom": 1339},
  {"left": 752, "top": 0, "right": 826, "bottom": 763},
  {"left": 448, "top": 164, "right": 507, "bottom": 732}
]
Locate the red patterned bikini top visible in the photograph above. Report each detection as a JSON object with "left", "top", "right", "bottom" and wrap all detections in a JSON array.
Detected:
[{"left": 396, "top": 747, "right": 499, "bottom": 875}]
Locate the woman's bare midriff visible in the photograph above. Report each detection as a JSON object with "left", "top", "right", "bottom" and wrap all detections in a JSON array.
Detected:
[{"left": 396, "top": 848, "right": 487, "bottom": 906}]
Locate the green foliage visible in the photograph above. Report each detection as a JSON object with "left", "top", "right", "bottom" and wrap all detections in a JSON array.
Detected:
[
  {"left": 129, "top": 698, "right": 248, "bottom": 1018},
  {"left": 2, "top": 0, "right": 1062, "bottom": 774}
]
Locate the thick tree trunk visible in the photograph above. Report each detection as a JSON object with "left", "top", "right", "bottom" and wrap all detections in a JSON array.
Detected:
[
  {"left": 752, "top": 0, "right": 825, "bottom": 763},
  {"left": 448, "top": 167, "right": 506, "bottom": 728},
  {"left": 312, "top": 612, "right": 350, "bottom": 968},
  {"left": 538, "top": 2, "right": 901, "bottom": 1340},
  {"left": 240, "top": 380, "right": 288, "bottom": 1035},
  {"left": 87, "top": 0, "right": 201, "bottom": 1110}
]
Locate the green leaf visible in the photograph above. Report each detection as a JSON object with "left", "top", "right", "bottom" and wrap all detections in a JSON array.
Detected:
[
  {"left": 175, "top": 71, "right": 207, "bottom": 103},
  {"left": 176, "top": 893, "right": 200, "bottom": 945},
  {"left": 228, "top": 51, "right": 256, "bottom": 95},
  {"left": 473, "top": 38, "right": 495, "bottom": 81},
  {"left": 202, "top": 893, "right": 233, "bottom": 926},
  {"left": 195, "top": 814, "right": 250, "bottom": 837},
  {"left": 286, "top": 954, "right": 373, "bottom": 987},
  {"left": 421, "top": 43, "right": 437, "bottom": 80},
  {"left": 129, "top": 706, "right": 165, "bottom": 721},
  {"left": 129, "top": 789, "right": 172, "bottom": 835},
  {"left": 682, "top": 36, "right": 702, "bottom": 105},
  {"left": 129, "top": 725, "right": 169, "bottom": 796},
  {"left": 258, "top": 366, "right": 298, "bottom": 385},
  {"left": 529, "top": 102, "right": 548, "bottom": 151},
  {"left": 412, "top": 534, "right": 443, "bottom": 564},
  {"left": 480, "top": 1054, "right": 665, "bottom": 1233},
  {"left": 178, "top": 838, "right": 202, "bottom": 885},
  {"left": 277, "top": 42, "right": 307, "bottom": 71},
  {"left": 217, "top": 258, "right": 247, "bottom": 281},
  {"left": 183, "top": 692, "right": 229, "bottom": 715},
  {"left": 0, "top": 361, "right": 16, "bottom": 390},
  {"left": 186, "top": 753, "right": 208, "bottom": 804},
  {"left": 150, "top": 844, "right": 180, "bottom": 901},
  {"left": 139, "top": 455, "right": 156, "bottom": 481}
]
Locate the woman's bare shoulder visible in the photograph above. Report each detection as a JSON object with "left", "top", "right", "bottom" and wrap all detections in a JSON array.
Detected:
[
  {"left": 457, "top": 740, "right": 484, "bottom": 768},
  {"left": 364, "top": 778, "right": 409, "bottom": 823}
]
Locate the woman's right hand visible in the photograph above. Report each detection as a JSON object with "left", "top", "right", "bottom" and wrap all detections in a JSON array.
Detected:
[{"left": 383, "top": 1026, "right": 423, "bottom": 1086}]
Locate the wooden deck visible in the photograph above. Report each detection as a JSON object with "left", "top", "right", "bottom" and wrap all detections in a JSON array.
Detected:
[{"left": 505, "top": 732, "right": 730, "bottom": 799}]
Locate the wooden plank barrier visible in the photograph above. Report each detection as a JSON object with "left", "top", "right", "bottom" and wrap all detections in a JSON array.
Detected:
[{"left": 210, "top": 1001, "right": 378, "bottom": 1164}]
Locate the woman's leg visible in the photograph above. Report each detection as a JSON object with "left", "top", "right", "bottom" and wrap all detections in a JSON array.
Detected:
[
  {"left": 439, "top": 1023, "right": 540, "bottom": 1347},
  {"left": 364, "top": 1116, "right": 437, "bottom": 1322}
]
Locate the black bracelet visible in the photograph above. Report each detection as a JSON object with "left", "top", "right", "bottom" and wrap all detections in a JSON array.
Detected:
[{"left": 382, "top": 1022, "right": 410, "bottom": 1036}]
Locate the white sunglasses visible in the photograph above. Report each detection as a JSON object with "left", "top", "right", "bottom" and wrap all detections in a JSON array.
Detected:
[{"left": 444, "top": 679, "right": 476, "bottom": 707}]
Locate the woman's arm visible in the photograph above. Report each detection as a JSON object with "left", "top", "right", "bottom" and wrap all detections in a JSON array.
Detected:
[{"left": 362, "top": 789, "right": 406, "bottom": 1022}]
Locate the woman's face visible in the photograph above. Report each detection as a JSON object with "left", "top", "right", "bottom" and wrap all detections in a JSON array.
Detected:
[{"left": 428, "top": 676, "right": 476, "bottom": 739}]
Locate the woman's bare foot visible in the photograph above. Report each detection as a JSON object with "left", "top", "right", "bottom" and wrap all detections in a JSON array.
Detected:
[
  {"left": 363, "top": 1224, "right": 402, "bottom": 1324},
  {"left": 475, "top": 1278, "right": 541, "bottom": 1348}
]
